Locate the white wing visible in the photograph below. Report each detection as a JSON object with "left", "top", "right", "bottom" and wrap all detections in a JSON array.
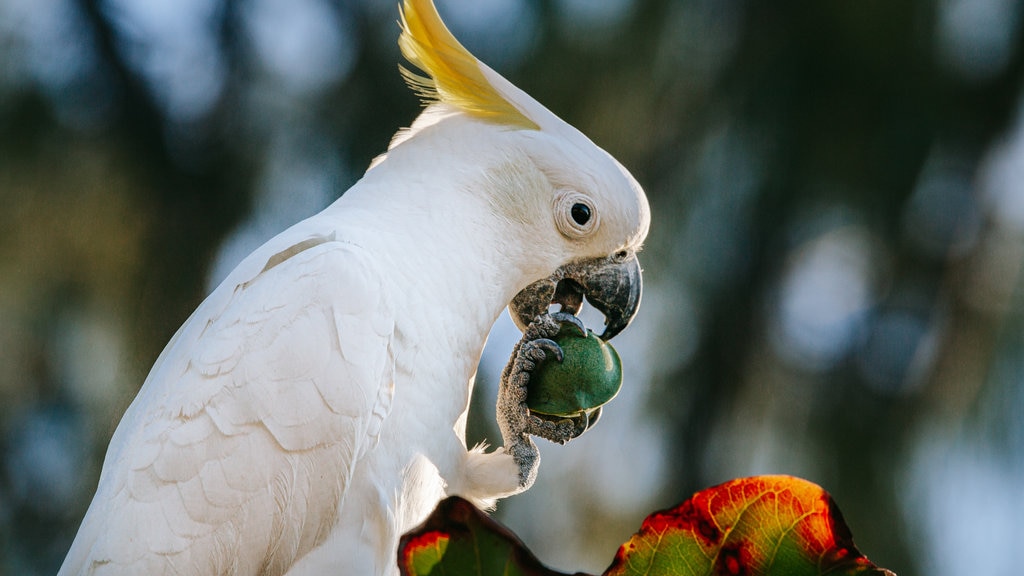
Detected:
[{"left": 60, "top": 235, "right": 395, "bottom": 575}]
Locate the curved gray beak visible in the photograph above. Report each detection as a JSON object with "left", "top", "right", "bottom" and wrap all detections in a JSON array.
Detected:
[{"left": 509, "top": 253, "right": 642, "bottom": 340}]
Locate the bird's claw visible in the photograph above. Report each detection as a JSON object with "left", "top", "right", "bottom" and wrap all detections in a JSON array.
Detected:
[
  {"left": 526, "top": 338, "right": 563, "bottom": 363},
  {"left": 548, "top": 311, "right": 587, "bottom": 337},
  {"left": 527, "top": 412, "right": 583, "bottom": 444},
  {"left": 496, "top": 311, "right": 588, "bottom": 487}
]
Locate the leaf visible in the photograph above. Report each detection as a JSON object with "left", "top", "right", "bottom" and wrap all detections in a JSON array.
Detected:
[
  {"left": 398, "top": 476, "right": 896, "bottom": 576},
  {"left": 398, "top": 496, "right": 583, "bottom": 576},
  {"left": 605, "top": 475, "right": 895, "bottom": 576}
]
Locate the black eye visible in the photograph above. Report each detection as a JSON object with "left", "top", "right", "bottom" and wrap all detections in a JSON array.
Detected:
[{"left": 570, "top": 203, "right": 591, "bottom": 226}]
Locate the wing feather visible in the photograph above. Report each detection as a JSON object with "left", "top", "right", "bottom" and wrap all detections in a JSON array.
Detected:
[{"left": 60, "top": 239, "right": 396, "bottom": 575}]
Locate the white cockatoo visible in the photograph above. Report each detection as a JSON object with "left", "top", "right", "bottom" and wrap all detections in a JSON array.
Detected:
[{"left": 59, "top": 0, "right": 650, "bottom": 574}]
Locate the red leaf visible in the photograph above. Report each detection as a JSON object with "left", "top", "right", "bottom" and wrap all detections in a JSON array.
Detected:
[
  {"left": 604, "top": 475, "right": 895, "bottom": 576},
  {"left": 398, "top": 496, "right": 584, "bottom": 576}
]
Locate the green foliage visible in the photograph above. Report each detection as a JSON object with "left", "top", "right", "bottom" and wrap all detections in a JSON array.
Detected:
[
  {"left": 399, "top": 497, "right": 576, "bottom": 576},
  {"left": 399, "top": 476, "right": 895, "bottom": 576},
  {"left": 6, "top": 0, "right": 1023, "bottom": 573}
]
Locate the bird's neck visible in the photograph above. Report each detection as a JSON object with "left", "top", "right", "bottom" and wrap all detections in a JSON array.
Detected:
[
  {"left": 332, "top": 189, "right": 521, "bottom": 346},
  {"left": 330, "top": 121, "right": 547, "bottom": 350},
  {"left": 318, "top": 150, "right": 539, "bottom": 433}
]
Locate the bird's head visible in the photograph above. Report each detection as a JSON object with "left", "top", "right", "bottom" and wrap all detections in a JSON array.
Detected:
[{"left": 393, "top": 0, "right": 650, "bottom": 340}]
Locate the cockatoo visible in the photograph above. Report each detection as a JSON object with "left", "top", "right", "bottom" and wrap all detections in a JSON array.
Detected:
[{"left": 59, "top": 0, "right": 650, "bottom": 574}]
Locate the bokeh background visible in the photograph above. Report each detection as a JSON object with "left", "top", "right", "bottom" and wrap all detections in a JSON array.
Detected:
[{"left": 1, "top": 0, "right": 1022, "bottom": 574}]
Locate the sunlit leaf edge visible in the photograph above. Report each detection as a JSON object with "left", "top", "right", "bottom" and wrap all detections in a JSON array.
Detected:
[
  {"left": 398, "top": 496, "right": 586, "bottom": 576},
  {"left": 603, "top": 475, "right": 897, "bottom": 576}
]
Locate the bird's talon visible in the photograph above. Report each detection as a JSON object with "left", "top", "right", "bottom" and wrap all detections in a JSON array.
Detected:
[
  {"left": 497, "top": 312, "right": 594, "bottom": 486},
  {"left": 527, "top": 338, "right": 563, "bottom": 362},
  {"left": 548, "top": 311, "right": 587, "bottom": 336}
]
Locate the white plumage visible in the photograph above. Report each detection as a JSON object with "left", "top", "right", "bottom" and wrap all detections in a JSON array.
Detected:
[{"left": 59, "top": 1, "right": 650, "bottom": 574}]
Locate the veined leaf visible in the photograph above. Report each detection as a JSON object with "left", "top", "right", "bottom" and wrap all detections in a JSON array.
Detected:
[
  {"left": 606, "top": 475, "right": 895, "bottom": 576},
  {"left": 398, "top": 496, "right": 579, "bottom": 576},
  {"left": 398, "top": 476, "right": 896, "bottom": 576}
]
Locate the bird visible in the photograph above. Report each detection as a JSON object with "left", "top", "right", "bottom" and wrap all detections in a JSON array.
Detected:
[{"left": 58, "top": 0, "right": 650, "bottom": 574}]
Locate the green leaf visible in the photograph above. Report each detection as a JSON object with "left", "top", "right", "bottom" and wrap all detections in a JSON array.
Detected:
[
  {"left": 398, "top": 496, "right": 582, "bottom": 576},
  {"left": 398, "top": 476, "right": 896, "bottom": 576},
  {"left": 605, "top": 475, "right": 895, "bottom": 576}
]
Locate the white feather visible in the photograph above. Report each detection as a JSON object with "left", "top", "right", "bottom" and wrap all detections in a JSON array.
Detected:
[
  {"left": 60, "top": 236, "right": 398, "bottom": 575},
  {"left": 60, "top": 10, "right": 650, "bottom": 570}
]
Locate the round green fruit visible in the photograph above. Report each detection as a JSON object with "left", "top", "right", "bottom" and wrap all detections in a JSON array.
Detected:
[{"left": 526, "top": 322, "right": 623, "bottom": 419}]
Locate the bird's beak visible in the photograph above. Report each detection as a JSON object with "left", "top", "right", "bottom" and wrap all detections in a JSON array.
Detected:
[{"left": 509, "top": 253, "right": 642, "bottom": 341}]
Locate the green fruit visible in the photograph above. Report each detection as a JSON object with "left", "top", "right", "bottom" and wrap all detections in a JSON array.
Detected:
[{"left": 526, "top": 322, "right": 623, "bottom": 419}]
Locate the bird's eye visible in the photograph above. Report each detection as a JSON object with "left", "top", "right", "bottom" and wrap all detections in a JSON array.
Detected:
[
  {"left": 571, "top": 203, "right": 591, "bottom": 225},
  {"left": 554, "top": 190, "right": 598, "bottom": 239}
]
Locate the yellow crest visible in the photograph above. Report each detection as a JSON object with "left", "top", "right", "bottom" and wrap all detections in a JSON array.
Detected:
[{"left": 398, "top": 0, "right": 539, "bottom": 130}]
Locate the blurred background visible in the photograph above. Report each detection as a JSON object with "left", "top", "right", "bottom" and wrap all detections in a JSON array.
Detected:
[{"left": 1, "top": 0, "right": 1022, "bottom": 574}]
